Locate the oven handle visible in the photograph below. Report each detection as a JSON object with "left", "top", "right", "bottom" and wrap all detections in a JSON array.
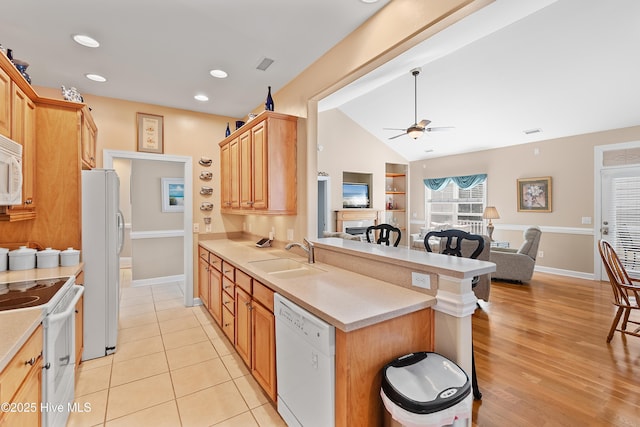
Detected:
[{"left": 45, "top": 285, "right": 84, "bottom": 325}]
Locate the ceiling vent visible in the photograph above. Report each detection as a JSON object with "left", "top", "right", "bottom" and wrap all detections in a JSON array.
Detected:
[
  {"left": 256, "top": 57, "right": 274, "bottom": 71},
  {"left": 523, "top": 128, "right": 542, "bottom": 135}
]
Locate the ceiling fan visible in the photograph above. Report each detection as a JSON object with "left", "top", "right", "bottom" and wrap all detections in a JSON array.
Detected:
[{"left": 384, "top": 67, "right": 454, "bottom": 140}]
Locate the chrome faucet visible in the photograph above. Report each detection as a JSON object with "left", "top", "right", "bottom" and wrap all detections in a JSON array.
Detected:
[{"left": 285, "top": 238, "right": 315, "bottom": 264}]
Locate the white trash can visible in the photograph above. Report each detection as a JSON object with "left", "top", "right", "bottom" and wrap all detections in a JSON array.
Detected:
[{"left": 381, "top": 352, "right": 472, "bottom": 427}]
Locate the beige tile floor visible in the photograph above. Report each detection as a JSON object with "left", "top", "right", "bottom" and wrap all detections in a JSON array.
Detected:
[{"left": 67, "top": 269, "right": 287, "bottom": 427}]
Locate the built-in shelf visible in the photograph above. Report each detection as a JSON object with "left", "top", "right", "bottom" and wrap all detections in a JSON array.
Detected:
[{"left": 385, "top": 165, "right": 408, "bottom": 246}]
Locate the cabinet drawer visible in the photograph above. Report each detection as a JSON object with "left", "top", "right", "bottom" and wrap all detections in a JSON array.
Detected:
[
  {"left": 222, "top": 306, "right": 235, "bottom": 343},
  {"left": 209, "top": 254, "right": 222, "bottom": 272},
  {"left": 198, "top": 246, "right": 209, "bottom": 262},
  {"left": 253, "top": 280, "right": 274, "bottom": 312},
  {"left": 222, "top": 261, "right": 235, "bottom": 281},
  {"left": 0, "top": 325, "right": 42, "bottom": 404},
  {"left": 222, "top": 277, "right": 235, "bottom": 297},
  {"left": 235, "top": 270, "right": 252, "bottom": 293},
  {"left": 222, "top": 289, "right": 235, "bottom": 315}
]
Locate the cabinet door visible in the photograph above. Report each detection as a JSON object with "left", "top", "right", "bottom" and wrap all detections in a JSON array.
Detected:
[
  {"left": 252, "top": 302, "right": 276, "bottom": 401},
  {"left": 235, "top": 287, "right": 252, "bottom": 366},
  {"left": 239, "top": 131, "right": 253, "bottom": 209},
  {"left": 208, "top": 266, "right": 222, "bottom": 325},
  {"left": 0, "top": 66, "right": 10, "bottom": 137},
  {"left": 252, "top": 123, "right": 268, "bottom": 210},
  {"left": 221, "top": 306, "right": 235, "bottom": 343},
  {"left": 81, "top": 111, "right": 97, "bottom": 169},
  {"left": 11, "top": 84, "right": 36, "bottom": 209},
  {"left": 198, "top": 256, "right": 210, "bottom": 309},
  {"left": 0, "top": 364, "right": 41, "bottom": 427},
  {"left": 220, "top": 143, "right": 231, "bottom": 209},
  {"left": 229, "top": 137, "right": 240, "bottom": 209},
  {"left": 75, "top": 294, "right": 84, "bottom": 365}
]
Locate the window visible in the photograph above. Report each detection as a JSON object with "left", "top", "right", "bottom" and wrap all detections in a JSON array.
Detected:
[{"left": 425, "top": 181, "right": 486, "bottom": 226}]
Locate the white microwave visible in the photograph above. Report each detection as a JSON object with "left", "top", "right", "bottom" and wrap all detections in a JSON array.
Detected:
[{"left": 0, "top": 133, "right": 23, "bottom": 206}]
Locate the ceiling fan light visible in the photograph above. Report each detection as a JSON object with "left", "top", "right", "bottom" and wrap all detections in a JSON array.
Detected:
[{"left": 407, "top": 128, "right": 423, "bottom": 139}]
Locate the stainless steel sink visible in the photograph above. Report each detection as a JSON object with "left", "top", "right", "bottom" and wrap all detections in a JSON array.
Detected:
[{"left": 249, "top": 258, "right": 325, "bottom": 278}]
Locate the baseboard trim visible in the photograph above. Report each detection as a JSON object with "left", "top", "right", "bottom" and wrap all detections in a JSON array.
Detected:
[
  {"left": 131, "top": 274, "right": 185, "bottom": 288},
  {"left": 534, "top": 266, "right": 595, "bottom": 281}
]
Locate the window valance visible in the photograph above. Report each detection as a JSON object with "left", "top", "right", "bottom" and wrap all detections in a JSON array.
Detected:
[{"left": 423, "top": 174, "right": 487, "bottom": 191}]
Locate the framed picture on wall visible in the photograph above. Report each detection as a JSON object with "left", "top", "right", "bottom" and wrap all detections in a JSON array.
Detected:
[
  {"left": 161, "top": 178, "right": 184, "bottom": 212},
  {"left": 137, "top": 112, "right": 164, "bottom": 154},
  {"left": 517, "top": 176, "right": 552, "bottom": 212}
]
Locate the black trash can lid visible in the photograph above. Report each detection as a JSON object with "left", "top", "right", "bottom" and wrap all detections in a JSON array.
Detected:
[{"left": 381, "top": 352, "right": 470, "bottom": 414}]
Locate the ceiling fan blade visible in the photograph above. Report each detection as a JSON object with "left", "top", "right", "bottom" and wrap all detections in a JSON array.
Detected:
[
  {"left": 388, "top": 133, "right": 407, "bottom": 140},
  {"left": 417, "top": 119, "right": 431, "bottom": 128},
  {"left": 425, "top": 126, "right": 455, "bottom": 132},
  {"left": 383, "top": 127, "right": 407, "bottom": 131}
]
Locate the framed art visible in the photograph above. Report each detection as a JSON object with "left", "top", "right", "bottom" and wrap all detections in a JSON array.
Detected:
[
  {"left": 161, "top": 178, "right": 184, "bottom": 212},
  {"left": 517, "top": 176, "right": 552, "bottom": 212},
  {"left": 137, "top": 113, "right": 164, "bottom": 154}
]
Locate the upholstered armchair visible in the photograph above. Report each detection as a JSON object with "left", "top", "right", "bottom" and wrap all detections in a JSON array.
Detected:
[{"left": 490, "top": 226, "right": 542, "bottom": 283}]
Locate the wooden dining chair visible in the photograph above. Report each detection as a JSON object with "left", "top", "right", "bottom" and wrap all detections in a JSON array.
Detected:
[
  {"left": 424, "top": 228, "right": 484, "bottom": 400},
  {"left": 598, "top": 240, "right": 640, "bottom": 342},
  {"left": 365, "top": 224, "right": 401, "bottom": 247}
]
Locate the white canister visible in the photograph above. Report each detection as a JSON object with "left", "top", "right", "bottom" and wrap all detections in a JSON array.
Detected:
[
  {"left": 36, "top": 247, "right": 60, "bottom": 269},
  {"left": 9, "top": 246, "right": 37, "bottom": 270},
  {"left": 60, "top": 247, "right": 80, "bottom": 267},
  {"left": 0, "top": 247, "right": 8, "bottom": 272}
]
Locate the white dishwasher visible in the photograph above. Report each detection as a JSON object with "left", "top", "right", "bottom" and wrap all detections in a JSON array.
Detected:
[{"left": 274, "top": 293, "right": 335, "bottom": 427}]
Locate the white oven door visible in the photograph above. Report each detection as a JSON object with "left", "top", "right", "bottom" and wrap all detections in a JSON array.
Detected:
[{"left": 42, "top": 285, "right": 84, "bottom": 427}]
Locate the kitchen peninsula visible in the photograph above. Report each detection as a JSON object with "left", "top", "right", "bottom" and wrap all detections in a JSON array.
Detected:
[{"left": 198, "top": 237, "right": 495, "bottom": 426}]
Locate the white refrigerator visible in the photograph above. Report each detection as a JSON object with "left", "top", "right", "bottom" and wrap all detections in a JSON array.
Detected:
[{"left": 81, "top": 169, "right": 124, "bottom": 360}]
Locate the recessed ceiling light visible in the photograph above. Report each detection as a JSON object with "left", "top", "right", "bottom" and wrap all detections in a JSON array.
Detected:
[
  {"left": 360, "top": 0, "right": 379, "bottom": 3},
  {"left": 209, "top": 69, "right": 228, "bottom": 79},
  {"left": 85, "top": 73, "right": 107, "bottom": 82},
  {"left": 73, "top": 34, "right": 100, "bottom": 48},
  {"left": 194, "top": 94, "right": 209, "bottom": 102}
]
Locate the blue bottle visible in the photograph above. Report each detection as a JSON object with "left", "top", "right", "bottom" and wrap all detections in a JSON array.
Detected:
[
  {"left": 225, "top": 122, "right": 231, "bottom": 137},
  {"left": 265, "top": 86, "right": 274, "bottom": 111}
]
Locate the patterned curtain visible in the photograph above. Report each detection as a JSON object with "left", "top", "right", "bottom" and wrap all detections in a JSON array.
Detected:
[{"left": 423, "top": 174, "right": 487, "bottom": 191}]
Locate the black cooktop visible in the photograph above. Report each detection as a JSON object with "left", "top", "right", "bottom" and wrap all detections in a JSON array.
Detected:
[{"left": 0, "top": 278, "right": 69, "bottom": 311}]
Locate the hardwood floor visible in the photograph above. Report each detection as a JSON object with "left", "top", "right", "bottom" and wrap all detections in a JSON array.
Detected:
[{"left": 472, "top": 273, "right": 640, "bottom": 426}]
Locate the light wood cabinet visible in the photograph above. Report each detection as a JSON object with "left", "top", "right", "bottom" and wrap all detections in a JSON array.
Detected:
[
  {"left": 235, "top": 286, "right": 252, "bottom": 366},
  {"left": 219, "top": 111, "right": 297, "bottom": 214},
  {"left": 0, "top": 54, "right": 38, "bottom": 222},
  {"left": 0, "top": 325, "right": 42, "bottom": 427},
  {"left": 198, "top": 255, "right": 210, "bottom": 309},
  {"left": 75, "top": 294, "right": 84, "bottom": 368},
  {"left": 251, "top": 296, "right": 276, "bottom": 401},
  {"left": 81, "top": 109, "right": 97, "bottom": 169},
  {"left": 0, "top": 66, "right": 10, "bottom": 137},
  {"left": 234, "top": 277, "right": 277, "bottom": 401},
  {"left": 75, "top": 271, "right": 84, "bottom": 368},
  {"left": 197, "top": 244, "right": 277, "bottom": 402},
  {"left": 208, "top": 261, "right": 222, "bottom": 325}
]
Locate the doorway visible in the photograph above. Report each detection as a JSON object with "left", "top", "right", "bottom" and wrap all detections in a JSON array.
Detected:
[
  {"left": 103, "top": 150, "right": 194, "bottom": 307},
  {"left": 595, "top": 141, "right": 640, "bottom": 280}
]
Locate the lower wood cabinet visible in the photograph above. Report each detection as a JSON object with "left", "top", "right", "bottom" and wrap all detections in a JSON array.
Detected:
[
  {"left": 75, "top": 294, "right": 84, "bottom": 368},
  {"left": 198, "top": 255, "right": 210, "bottom": 309},
  {"left": 198, "top": 244, "right": 277, "bottom": 402},
  {"left": 0, "top": 325, "right": 43, "bottom": 427}
]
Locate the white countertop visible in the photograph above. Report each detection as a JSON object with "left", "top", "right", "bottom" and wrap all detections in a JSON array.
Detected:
[
  {"left": 312, "top": 237, "right": 496, "bottom": 279},
  {"left": 200, "top": 239, "right": 437, "bottom": 332}
]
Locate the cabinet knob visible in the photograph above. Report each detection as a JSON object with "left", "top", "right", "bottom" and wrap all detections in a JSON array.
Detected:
[{"left": 25, "top": 198, "right": 33, "bottom": 205}]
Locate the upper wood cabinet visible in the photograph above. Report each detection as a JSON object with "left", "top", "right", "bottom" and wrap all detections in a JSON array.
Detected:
[
  {"left": 219, "top": 111, "right": 297, "bottom": 215},
  {"left": 0, "top": 66, "right": 10, "bottom": 138},
  {"left": 81, "top": 109, "right": 97, "bottom": 169},
  {"left": 0, "top": 80, "right": 36, "bottom": 221}
]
